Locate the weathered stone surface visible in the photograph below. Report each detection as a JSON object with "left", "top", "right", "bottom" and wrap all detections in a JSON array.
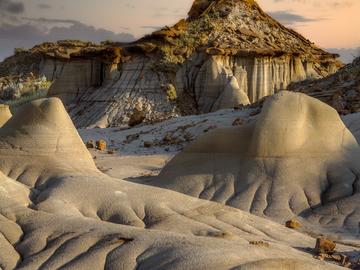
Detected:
[
  {"left": 0, "top": 97, "right": 347, "bottom": 270},
  {"left": 86, "top": 140, "right": 95, "bottom": 149},
  {"left": 285, "top": 219, "right": 302, "bottom": 229},
  {"left": 315, "top": 238, "right": 336, "bottom": 254},
  {"left": 0, "top": 104, "right": 12, "bottom": 127},
  {"left": 96, "top": 139, "right": 107, "bottom": 151},
  {"left": 44, "top": 58, "right": 103, "bottom": 104},
  {"left": 290, "top": 57, "right": 360, "bottom": 115},
  {"left": 151, "top": 91, "right": 360, "bottom": 232}
]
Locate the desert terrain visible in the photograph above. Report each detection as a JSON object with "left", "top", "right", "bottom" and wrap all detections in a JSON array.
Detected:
[{"left": 0, "top": 0, "right": 359, "bottom": 269}]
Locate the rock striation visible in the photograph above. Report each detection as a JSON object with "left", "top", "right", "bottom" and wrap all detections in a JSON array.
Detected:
[
  {"left": 151, "top": 91, "right": 360, "bottom": 233},
  {"left": 0, "top": 97, "right": 348, "bottom": 270},
  {"left": 290, "top": 57, "right": 360, "bottom": 115},
  {"left": 0, "top": 0, "right": 341, "bottom": 127}
]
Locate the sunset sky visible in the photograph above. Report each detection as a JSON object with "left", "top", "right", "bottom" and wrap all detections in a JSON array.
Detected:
[{"left": 0, "top": 0, "right": 359, "bottom": 61}]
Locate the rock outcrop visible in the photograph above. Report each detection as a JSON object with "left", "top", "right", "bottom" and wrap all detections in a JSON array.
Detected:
[
  {"left": 151, "top": 91, "right": 360, "bottom": 233},
  {"left": 290, "top": 57, "right": 360, "bottom": 115},
  {"left": 0, "top": 0, "right": 341, "bottom": 128},
  {"left": 0, "top": 97, "right": 347, "bottom": 270},
  {"left": 0, "top": 98, "right": 98, "bottom": 186}
]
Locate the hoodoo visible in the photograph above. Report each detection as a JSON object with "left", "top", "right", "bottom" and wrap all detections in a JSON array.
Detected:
[
  {"left": 152, "top": 91, "right": 360, "bottom": 232},
  {"left": 0, "top": 0, "right": 340, "bottom": 128},
  {"left": 0, "top": 97, "right": 346, "bottom": 270}
]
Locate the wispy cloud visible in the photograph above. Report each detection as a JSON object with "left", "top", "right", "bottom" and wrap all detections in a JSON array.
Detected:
[
  {"left": 0, "top": 0, "right": 24, "bottom": 14},
  {"left": 268, "top": 10, "right": 323, "bottom": 25}
]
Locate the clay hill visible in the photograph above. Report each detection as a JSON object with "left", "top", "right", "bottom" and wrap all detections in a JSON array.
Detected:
[
  {"left": 151, "top": 91, "right": 360, "bottom": 234},
  {"left": 0, "top": 93, "right": 359, "bottom": 270},
  {"left": 0, "top": 0, "right": 341, "bottom": 128}
]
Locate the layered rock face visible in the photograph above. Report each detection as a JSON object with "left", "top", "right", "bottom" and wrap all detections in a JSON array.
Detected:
[
  {"left": 68, "top": 56, "right": 179, "bottom": 128},
  {"left": 0, "top": 1, "right": 341, "bottom": 127},
  {"left": 176, "top": 53, "right": 322, "bottom": 113},
  {"left": 290, "top": 57, "right": 360, "bottom": 114},
  {"left": 42, "top": 58, "right": 103, "bottom": 104},
  {"left": 151, "top": 91, "right": 360, "bottom": 232}
]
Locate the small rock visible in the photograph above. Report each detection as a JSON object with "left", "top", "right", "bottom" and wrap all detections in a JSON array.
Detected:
[
  {"left": 330, "top": 253, "right": 349, "bottom": 266},
  {"left": 203, "top": 125, "right": 217, "bottom": 133},
  {"left": 314, "top": 254, "right": 325, "bottom": 261},
  {"left": 183, "top": 132, "right": 193, "bottom": 142},
  {"left": 163, "top": 133, "right": 173, "bottom": 143},
  {"left": 232, "top": 117, "right": 245, "bottom": 126},
  {"left": 124, "top": 134, "right": 140, "bottom": 144},
  {"left": 86, "top": 140, "right": 95, "bottom": 149},
  {"left": 129, "top": 106, "right": 146, "bottom": 127},
  {"left": 285, "top": 219, "right": 302, "bottom": 229},
  {"left": 96, "top": 139, "right": 107, "bottom": 151},
  {"left": 144, "top": 141, "right": 153, "bottom": 148},
  {"left": 315, "top": 238, "right": 336, "bottom": 254},
  {"left": 249, "top": 241, "right": 270, "bottom": 248},
  {"left": 250, "top": 109, "right": 261, "bottom": 116},
  {"left": 107, "top": 149, "right": 115, "bottom": 155}
]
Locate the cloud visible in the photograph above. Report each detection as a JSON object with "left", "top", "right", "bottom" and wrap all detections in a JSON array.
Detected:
[
  {"left": 327, "top": 47, "right": 360, "bottom": 63},
  {"left": 37, "top": 3, "right": 51, "bottom": 9},
  {"left": 273, "top": 0, "right": 354, "bottom": 8},
  {"left": 141, "top": 25, "right": 162, "bottom": 30},
  {"left": 268, "top": 11, "right": 322, "bottom": 25},
  {"left": 0, "top": 0, "right": 24, "bottom": 14},
  {"left": 0, "top": 18, "right": 136, "bottom": 61}
]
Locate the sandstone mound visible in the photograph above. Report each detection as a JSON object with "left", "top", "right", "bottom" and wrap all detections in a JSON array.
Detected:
[
  {"left": 0, "top": 98, "right": 97, "bottom": 187},
  {"left": 152, "top": 91, "right": 360, "bottom": 231},
  {"left": 0, "top": 97, "right": 349, "bottom": 269},
  {"left": 0, "top": 104, "right": 12, "bottom": 127}
]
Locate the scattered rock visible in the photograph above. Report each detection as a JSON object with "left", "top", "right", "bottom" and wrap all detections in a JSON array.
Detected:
[
  {"left": 285, "top": 219, "right": 302, "bottom": 229},
  {"left": 128, "top": 106, "right": 146, "bottom": 127},
  {"left": 96, "top": 139, "right": 107, "bottom": 151},
  {"left": 162, "top": 83, "right": 177, "bottom": 101},
  {"left": 144, "top": 141, "right": 153, "bottom": 148},
  {"left": 124, "top": 134, "right": 140, "bottom": 144},
  {"left": 86, "top": 140, "right": 95, "bottom": 149},
  {"left": 249, "top": 241, "right": 270, "bottom": 247},
  {"left": 107, "top": 149, "right": 115, "bottom": 155},
  {"left": 183, "top": 132, "right": 194, "bottom": 142},
  {"left": 315, "top": 238, "right": 336, "bottom": 254},
  {"left": 250, "top": 109, "right": 261, "bottom": 116},
  {"left": 203, "top": 125, "right": 217, "bottom": 133},
  {"left": 163, "top": 133, "right": 173, "bottom": 143},
  {"left": 232, "top": 117, "right": 245, "bottom": 126}
]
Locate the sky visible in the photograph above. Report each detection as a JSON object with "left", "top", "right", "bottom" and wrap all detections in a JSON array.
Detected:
[{"left": 0, "top": 0, "right": 359, "bottom": 62}]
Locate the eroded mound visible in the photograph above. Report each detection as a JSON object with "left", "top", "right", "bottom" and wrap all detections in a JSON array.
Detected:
[
  {"left": 152, "top": 91, "right": 360, "bottom": 232},
  {"left": 0, "top": 97, "right": 350, "bottom": 269},
  {"left": 0, "top": 98, "right": 97, "bottom": 187}
]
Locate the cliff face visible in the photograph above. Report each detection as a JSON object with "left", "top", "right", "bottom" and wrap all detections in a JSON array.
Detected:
[
  {"left": 290, "top": 57, "right": 360, "bottom": 115},
  {"left": 0, "top": 0, "right": 341, "bottom": 127},
  {"left": 175, "top": 53, "right": 328, "bottom": 113}
]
